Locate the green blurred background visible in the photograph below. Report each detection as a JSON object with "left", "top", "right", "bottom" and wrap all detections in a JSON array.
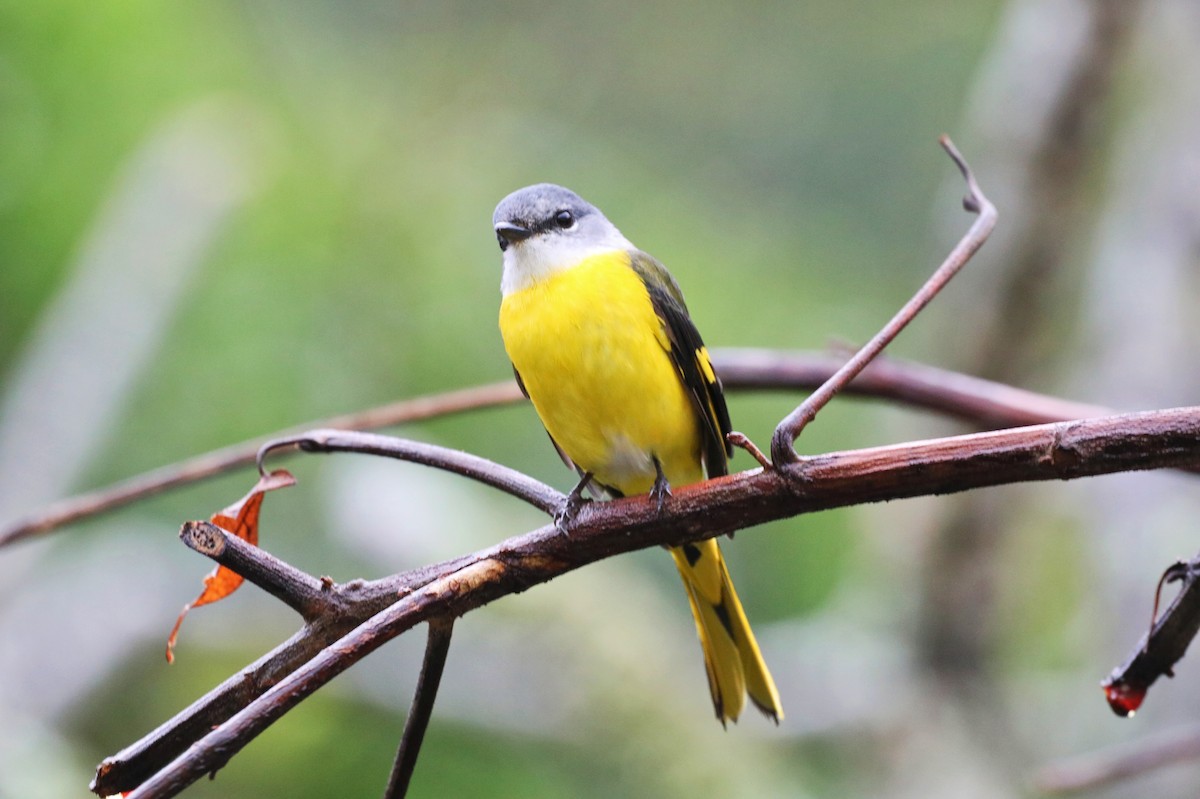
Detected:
[{"left": 3, "top": 1, "right": 1200, "bottom": 797}]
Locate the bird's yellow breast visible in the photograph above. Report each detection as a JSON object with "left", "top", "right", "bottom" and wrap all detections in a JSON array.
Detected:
[{"left": 499, "top": 251, "right": 703, "bottom": 495}]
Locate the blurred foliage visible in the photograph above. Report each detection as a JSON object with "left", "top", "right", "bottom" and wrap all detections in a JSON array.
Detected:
[{"left": 12, "top": 1, "right": 1196, "bottom": 798}]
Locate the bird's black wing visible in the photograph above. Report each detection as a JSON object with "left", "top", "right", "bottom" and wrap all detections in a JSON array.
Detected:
[{"left": 628, "top": 251, "right": 732, "bottom": 478}]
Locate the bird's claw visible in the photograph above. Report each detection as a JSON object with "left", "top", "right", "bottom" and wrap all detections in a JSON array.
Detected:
[
  {"left": 555, "top": 472, "right": 594, "bottom": 535},
  {"left": 650, "top": 458, "right": 671, "bottom": 515}
]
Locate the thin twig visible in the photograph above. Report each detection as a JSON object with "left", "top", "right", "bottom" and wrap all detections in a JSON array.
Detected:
[
  {"left": 0, "top": 381, "right": 522, "bottom": 548},
  {"left": 770, "top": 136, "right": 998, "bottom": 465},
  {"left": 0, "top": 349, "right": 1118, "bottom": 549},
  {"left": 95, "top": 406, "right": 1200, "bottom": 796},
  {"left": 727, "top": 431, "right": 771, "bottom": 469},
  {"left": 384, "top": 618, "right": 455, "bottom": 799},
  {"left": 257, "top": 429, "right": 564, "bottom": 516}
]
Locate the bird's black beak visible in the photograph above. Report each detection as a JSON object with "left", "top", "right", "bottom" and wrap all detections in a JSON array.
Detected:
[{"left": 495, "top": 221, "right": 532, "bottom": 251}]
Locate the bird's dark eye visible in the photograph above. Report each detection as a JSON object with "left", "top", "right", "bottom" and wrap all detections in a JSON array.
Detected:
[
  {"left": 496, "top": 231, "right": 509, "bottom": 252},
  {"left": 555, "top": 210, "right": 575, "bottom": 229}
]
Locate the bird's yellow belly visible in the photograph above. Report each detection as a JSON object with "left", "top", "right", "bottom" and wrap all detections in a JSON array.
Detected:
[{"left": 499, "top": 253, "right": 703, "bottom": 495}]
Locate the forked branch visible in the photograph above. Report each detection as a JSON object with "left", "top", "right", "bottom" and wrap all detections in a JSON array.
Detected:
[{"left": 97, "top": 406, "right": 1200, "bottom": 797}]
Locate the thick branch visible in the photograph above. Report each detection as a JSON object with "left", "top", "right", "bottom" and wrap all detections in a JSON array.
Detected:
[
  {"left": 96, "top": 406, "right": 1200, "bottom": 796},
  {"left": 90, "top": 572, "right": 429, "bottom": 796}
]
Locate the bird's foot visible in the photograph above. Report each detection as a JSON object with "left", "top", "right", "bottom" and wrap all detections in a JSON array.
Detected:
[
  {"left": 650, "top": 458, "right": 671, "bottom": 515},
  {"left": 555, "top": 472, "right": 593, "bottom": 535}
]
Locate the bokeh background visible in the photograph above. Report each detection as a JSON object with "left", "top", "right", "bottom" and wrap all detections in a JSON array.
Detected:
[{"left": 3, "top": 1, "right": 1200, "bottom": 796}]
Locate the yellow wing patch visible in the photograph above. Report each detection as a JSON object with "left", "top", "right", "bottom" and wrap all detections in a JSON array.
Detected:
[{"left": 697, "top": 346, "right": 717, "bottom": 384}]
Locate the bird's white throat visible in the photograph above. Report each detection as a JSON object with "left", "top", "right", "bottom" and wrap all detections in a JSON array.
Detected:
[{"left": 500, "top": 233, "right": 634, "bottom": 296}]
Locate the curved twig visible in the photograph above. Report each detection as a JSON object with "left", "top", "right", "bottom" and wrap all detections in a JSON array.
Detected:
[
  {"left": 257, "top": 429, "right": 564, "bottom": 516},
  {"left": 770, "top": 136, "right": 998, "bottom": 465}
]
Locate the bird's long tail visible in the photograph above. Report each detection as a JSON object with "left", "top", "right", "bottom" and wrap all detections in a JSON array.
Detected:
[{"left": 670, "top": 538, "right": 783, "bottom": 724}]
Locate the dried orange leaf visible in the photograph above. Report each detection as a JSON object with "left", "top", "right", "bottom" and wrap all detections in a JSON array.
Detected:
[{"left": 165, "top": 469, "right": 295, "bottom": 662}]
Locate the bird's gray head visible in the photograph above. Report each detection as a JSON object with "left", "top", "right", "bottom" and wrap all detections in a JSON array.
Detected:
[{"left": 493, "top": 183, "right": 633, "bottom": 295}]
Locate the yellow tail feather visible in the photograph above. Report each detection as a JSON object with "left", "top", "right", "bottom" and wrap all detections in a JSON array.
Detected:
[{"left": 670, "top": 539, "right": 783, "bottom": 724}]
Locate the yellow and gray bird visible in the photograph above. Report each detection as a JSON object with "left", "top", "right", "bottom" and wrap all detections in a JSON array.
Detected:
[{"left": 493, "top": 183, "right": 782, "bottom": 724}]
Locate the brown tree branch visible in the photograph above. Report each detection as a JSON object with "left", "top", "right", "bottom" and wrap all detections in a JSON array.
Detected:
[
  {"left": 0, "top": 381, "right": 523, "bottom": 548},
  {"left": 0, "top": 350, "right": 1120, "bottom": 550},
  {"left": 94, "top": 406, "right": 1200, "bottom": 797},
  {"left": 717, "top": 349, "right": 1112, "bottom": 429},
  {"left": 384, "top": 618, "right": 455, "bottom": 799}
]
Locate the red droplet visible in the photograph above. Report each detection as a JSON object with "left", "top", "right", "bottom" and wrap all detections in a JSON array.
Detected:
[{"left": 1103, "top": 681, "right": 1145, "bottom": 717}]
